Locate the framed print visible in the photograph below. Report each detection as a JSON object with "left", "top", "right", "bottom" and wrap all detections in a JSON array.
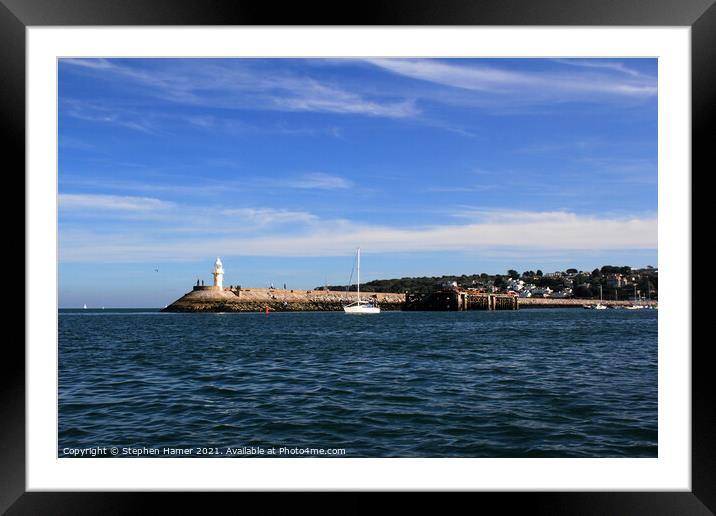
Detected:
[{"left": 5, "top": 0, "right": 712, "bottom": 512}]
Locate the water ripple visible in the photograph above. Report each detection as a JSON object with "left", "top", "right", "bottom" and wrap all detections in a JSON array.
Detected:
[{"left": 59, "top": 309, "right": 657, "bottom": 457}]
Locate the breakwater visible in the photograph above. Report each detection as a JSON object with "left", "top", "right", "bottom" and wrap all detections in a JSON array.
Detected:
[
  {"left": 519, "top": 298, "right": 657, "bottom": 308},
  {"left": 161, "top": 286, "right": 657, "bottom": 313},
  {"left": 162, "top": 287, "right": 405, "bottom": 313}
]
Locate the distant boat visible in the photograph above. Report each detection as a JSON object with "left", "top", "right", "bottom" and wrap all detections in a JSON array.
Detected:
[
  {"left": 83, "top": 304, "right": 87, "bottom": 309},
  {"left": 343, "top": 248, "right": 380, "bottom": 314},
  {"left": 626, "top": 285, "right": 646, "bottom": 309},
  {"left": 584, "top": 285, "right": 607, "bottom": 309}
]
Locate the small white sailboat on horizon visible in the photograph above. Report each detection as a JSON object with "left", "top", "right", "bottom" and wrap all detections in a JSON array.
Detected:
[
  {"left": 584, "top": 285, "right": 607, "bottom": 309},
  {"left": 83, "top": 303, "right": 87, "bottom": 309},
  {"left": 343, "top": 247, "right": 380, "bottom": 314},
  {"left": 626, "top": 284, "right": 646, "bottom": 309},
  {"left": 595, "top": 285, "right": 608, "bottom": 309}
]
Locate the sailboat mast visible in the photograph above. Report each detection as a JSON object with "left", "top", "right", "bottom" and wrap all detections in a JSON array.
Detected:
[{"left": 357, "top": 247, "right": 360, "bottom": 300}]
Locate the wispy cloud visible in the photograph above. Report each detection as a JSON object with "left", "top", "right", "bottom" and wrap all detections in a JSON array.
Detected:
[
  {"left": 427, "top": 185, "right": 497, "bottom": 193},
  {"left": 60, "top": 176, "right": 244, "bottom": 196},
  {"left": 515, "top": 140, "right": 600, "bottom": 155},
  {"left": 366, "top": 58, "right": 657, "bottom": 101},
  {"left": 221, "top": 208, "right": 318, "bottom": 226},
  {"left": 58, "top": 204, "right": 657, "bottom": 263},
  {"left": 282, "top": 173, "right": 353, "bottom": 190},
  {"left": 61, "top": 171, "right": 355, "bottom": 197},
  {"left": 61, "top": 99, "right": 158, "bottom": 133},
  {"left": 59, "top": 193, "right": 174, "bottom": 212},
  {"left": 552, "top": 59, "right": 649, "bottom": 78},
  {"left": 61, "top": 59, "right": 419, "bottom": 119},
  {"left": 59, "top": 192, "right": 321, "bottom": 234}
]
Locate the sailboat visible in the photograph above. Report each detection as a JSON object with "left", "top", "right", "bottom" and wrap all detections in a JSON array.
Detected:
[
  {"left": 83, "top": 304, "right": 87, "bottom": 309},
  {"left": 584, "top": 285, "right": 607, "bottom": 309},
  {"left": 595, "top": 285, "right": 608, "bottom": 309},
  {"left": 343, "top": 248, "right": 380, "bottom": 314},
  {"left": 626, "top": 284, "right": 645, "bottom": 309}
]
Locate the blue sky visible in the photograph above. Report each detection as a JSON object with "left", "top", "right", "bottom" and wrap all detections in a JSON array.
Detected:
[{"left": 58, "top": 58, "right": 657, "bottom": 308}]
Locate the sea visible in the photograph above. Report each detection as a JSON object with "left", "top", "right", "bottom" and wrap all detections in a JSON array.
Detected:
[{"left": 58, "top": 308, "right": 657, "bottom": 458}]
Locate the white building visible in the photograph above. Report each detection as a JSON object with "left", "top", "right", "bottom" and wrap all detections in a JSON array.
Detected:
[
  {"left": 533, "top": 287, "right": 553, "bottom": 297},
  {"left": 551, "top": 288, "right": 573, "bottom": 298}
]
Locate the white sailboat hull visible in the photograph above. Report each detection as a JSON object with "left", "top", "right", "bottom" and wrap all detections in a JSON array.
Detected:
[{"left": 343, "top": 303, "right": 380, "bottom": 314}]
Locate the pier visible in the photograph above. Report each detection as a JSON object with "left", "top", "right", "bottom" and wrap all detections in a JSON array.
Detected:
[{"left": 404, "top": 289, "right": 519, "bottom": 311}]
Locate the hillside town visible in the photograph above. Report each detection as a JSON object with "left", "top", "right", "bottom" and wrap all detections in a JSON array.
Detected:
[{"left": 331, "top": 265, "right": 658, "bottom": 301}]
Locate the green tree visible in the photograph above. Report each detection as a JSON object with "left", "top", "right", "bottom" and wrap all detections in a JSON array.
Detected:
[{"left": 573, "top": 285, "right": 593, "bottom": 298}]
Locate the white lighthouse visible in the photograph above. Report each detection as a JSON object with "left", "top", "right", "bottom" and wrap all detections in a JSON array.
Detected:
[{"left": 212, "top": 257, "right": 224, "bottom": 289}]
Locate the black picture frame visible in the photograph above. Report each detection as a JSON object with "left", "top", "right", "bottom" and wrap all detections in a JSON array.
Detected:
[{"left": 4, "top": 0, "right": 710, "bottom": 512}]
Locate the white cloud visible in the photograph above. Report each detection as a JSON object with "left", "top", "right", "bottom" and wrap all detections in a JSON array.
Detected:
[
  {"left": 59, "top": 193, "right": 174, "bottom": 212},
  {"left": 61, "top": 59, "right": 418, "bottom": 119},
  {"left": 552, "top": 59, "right": 647, "bottom": 78},
  {"left": 221, "top": 208, "right": 318, "bottom": 225},
  {"left": 60, "top": 176, "right": 243, "bottom": 196},
  {"left": 366, "top": 58, "right": 657, "bottom": 100},
  {"left": 59, "top": 192, "right": 322, "bottom": 236},
  {"left": 61, "top": 58, "right": 118, "bottom": 71},
  {"left": 282, "top": 173, "right": 353, "bottom": 190},
  {"left": 61, "top": 99, "right": 158, "bottom": 133},
  {"left": 58, "top": 209, "right": 657, "bottom": 263}
]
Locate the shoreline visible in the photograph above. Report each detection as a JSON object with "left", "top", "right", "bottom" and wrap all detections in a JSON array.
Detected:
[
  {"left": 161, "top": 286, "right": 657, "bottom": 312},
  {"left": 519, "top": 298, "right": 657, "bottom": 309}
]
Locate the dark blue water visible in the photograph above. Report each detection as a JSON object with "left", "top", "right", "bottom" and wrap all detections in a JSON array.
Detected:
[{"left": 58, "top": 309, "right": 657, "bottom": 457}]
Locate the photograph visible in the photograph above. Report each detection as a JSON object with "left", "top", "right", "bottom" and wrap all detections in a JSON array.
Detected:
[
  {"left": 57, "top": 56, "right": 659, "bottom": 459},
  {"left": 6, "top": 1, "right": 709, "bottom": 507}
]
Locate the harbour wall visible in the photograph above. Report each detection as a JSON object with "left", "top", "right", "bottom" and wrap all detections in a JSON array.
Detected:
[
  {"left": 519, "top": 298, "right": 657, "bottom": 308},
  {"left": 161, "top": 286, "right": 657, "bottom": 313},
  {"left": 162, "top": 288, "right": 405, "bottom": 313}
]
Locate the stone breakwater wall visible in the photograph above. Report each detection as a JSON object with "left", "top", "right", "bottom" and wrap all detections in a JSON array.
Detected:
[
  {"left": 161, "top": 288, "right": 405, "bottom": 313},
  {"left": 162, "top": 286, "right": 658, "bottom": 312},
  {"left": 519, "top": 298, "right": 657, "bottom": 308}
]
